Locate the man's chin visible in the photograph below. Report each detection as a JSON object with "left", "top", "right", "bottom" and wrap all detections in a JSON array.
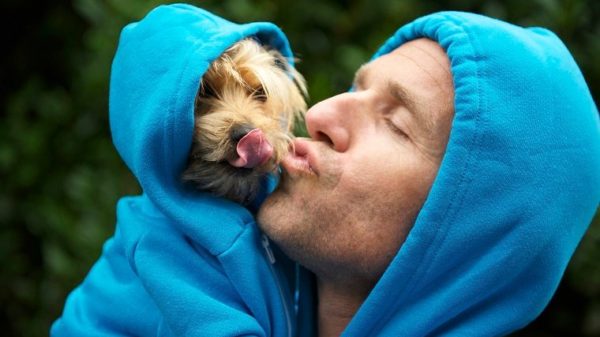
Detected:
[{"left": 257, "top": 185, "right": 286, "bottom": 231}]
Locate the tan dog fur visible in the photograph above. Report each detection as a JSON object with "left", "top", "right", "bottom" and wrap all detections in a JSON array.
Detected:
[{"left": 183, "top": 39, "right": 307, "bottom": 204}]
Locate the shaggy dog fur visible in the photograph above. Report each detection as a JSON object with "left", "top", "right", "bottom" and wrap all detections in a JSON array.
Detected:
[{"left": 183, "top": 39, "right": 307, "bottom": 204}]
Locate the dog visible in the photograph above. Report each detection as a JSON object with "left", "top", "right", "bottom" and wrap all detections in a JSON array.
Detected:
[{"left": 183, "top": 39, "right": 307, "bottom": 204}]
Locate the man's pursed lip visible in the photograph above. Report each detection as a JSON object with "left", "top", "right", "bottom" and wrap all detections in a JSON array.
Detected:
[{"left": 282, "top": 138, "right": 318, "bottom": 176}]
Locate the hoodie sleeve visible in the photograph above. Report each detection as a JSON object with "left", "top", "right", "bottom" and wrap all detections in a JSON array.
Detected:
[{"left": 131, "top": 221, "right": 267, "bottom": 337}]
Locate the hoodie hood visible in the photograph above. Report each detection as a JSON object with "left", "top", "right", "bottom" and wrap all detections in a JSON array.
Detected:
[
  {"left": 109, "top": 4, "right": 290, "bottom": 255},
  {"left": 343, "top": 12, "right": 599, "bottom": 336},
  {"left": 52, "top": 6, "right": 306, "bottom": 336}
]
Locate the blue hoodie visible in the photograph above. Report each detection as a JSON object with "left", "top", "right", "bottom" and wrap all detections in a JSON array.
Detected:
[
  {"left": 340, "top": 12, "right": 599, "bottom": 337},
  {"left": 51, "top": 4, "right": 313, "bottom": 337}
]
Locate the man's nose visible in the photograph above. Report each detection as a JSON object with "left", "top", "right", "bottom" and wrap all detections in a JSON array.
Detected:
[{"left": 305, "top": 92, "right": 357, "bottom": 152}]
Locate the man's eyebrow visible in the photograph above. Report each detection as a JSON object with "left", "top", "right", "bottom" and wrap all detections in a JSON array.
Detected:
[
  {"left": 353, "top": 62, "right": 435, "bottom": 134},
  {"left": 387, "top": 80, "right": 434, "bottom": 134}
]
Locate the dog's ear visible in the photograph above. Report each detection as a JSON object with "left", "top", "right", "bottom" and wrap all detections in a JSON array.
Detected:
[
  {"left": 288, "top": 63, "right": 309, "bottom": 102},
  {"left": 292, "top": 74, "right": 308, "bottom": 102},
  {"left": 270, "top": 51, "right": 308, "bottom": 102},
  {"left": 199, "top": 79, "right": 216, "bottom": 98},
  {"left": 194, "top": 79, "right": 217, "bottom": 116}
]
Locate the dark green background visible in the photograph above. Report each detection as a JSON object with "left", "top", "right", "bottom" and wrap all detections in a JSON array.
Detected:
[{"left": 1, "top": 1, "right": 598, "bottom": 336}]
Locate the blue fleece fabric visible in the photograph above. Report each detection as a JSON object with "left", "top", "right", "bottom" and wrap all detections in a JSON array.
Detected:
[
  {"left": 51, "top": 4, "right": 312, "bottom": 337},
  {"left": 341, "top": 12, "right": 599, "bottom": 336}
]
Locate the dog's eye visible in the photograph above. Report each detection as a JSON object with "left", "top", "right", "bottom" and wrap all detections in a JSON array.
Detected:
[
  {"left": 253, "top": 87, "right": 267, "bottom": 102},
  {"left": 273, "top": 56, "right": 287, "bottom": 71}
]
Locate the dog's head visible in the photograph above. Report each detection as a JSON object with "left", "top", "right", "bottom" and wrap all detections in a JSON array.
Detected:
[{"left": 183, "top": 39, "right": 307, "bottom": 203}]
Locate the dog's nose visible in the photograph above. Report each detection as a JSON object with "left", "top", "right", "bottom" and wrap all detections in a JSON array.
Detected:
[{"left": 230, "top": 124, "right": 256, "bottom": 143}]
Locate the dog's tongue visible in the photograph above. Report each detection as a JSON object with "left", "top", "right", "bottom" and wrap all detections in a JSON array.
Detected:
[{"left": 228, "top": 128, "right": 273, "bottom": 168}]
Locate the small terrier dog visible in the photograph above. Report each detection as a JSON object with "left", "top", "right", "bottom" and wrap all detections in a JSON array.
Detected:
[{"left": 183, "top": 39, "right": 307, "bottom": 204}]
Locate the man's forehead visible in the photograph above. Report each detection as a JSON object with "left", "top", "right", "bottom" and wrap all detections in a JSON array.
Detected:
[
  {"left": 355, "top": 39, "right": 451, "bottom": 89},
  {"left": 390, "top": 39, "right": 453, "bottom": 89},
  {"left": 391, "top": 39, "right": 451, "bottom": 73}
]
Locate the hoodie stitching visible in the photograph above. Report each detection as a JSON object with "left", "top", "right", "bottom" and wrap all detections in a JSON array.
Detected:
[
  {"left": 166, "top": 44, "right": 195, "bottom": 182},
  {"left": 169, "top": 27, "right": 285, "bottom": 255},
  {"left": 361, "top": 13, "right": 487, "bottom": 337},
  {"left": 426, "top": 37, "right": 489, "bottom": 337},
  {"left": 215, "top": 220, "right": 256, "bottom": 257},
  {"left": 403, "top": 12, "right": 487, "bottom": 311}
]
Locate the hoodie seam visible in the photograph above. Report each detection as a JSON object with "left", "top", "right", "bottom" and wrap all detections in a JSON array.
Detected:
[
  {"left": 215, "top": 220, "right": 256, "bottom": 257},
  {"left": 404, "top": 12, "right": 487, "bottom": 306},
  {"left": 166, "top": 36, "right": 199, "bottom": 184},
  {"left": 163, "top": 31, "right": 247, "bottom": 244},
  {"left": 363, "top": 13, "right": 487, "bottom": 337},
  {"left": 409, "top": 18, "right": 491, "bottom": 337},
  {"left": 164, "top": 26, "right": 282, "bottom": 255}
]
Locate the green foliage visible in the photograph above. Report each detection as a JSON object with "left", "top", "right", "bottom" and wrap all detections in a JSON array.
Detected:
[{"left": 1, "top": 0, "right": 597, "bottom": 336}]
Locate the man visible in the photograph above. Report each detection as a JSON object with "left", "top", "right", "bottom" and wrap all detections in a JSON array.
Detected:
[{"left": 259, "top": 11, "right": 600, "bottom": 336}]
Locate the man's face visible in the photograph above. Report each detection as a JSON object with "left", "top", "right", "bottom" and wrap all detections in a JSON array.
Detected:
[{"left": 258, "top": 38, "right": 454, "bottom": 287}]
